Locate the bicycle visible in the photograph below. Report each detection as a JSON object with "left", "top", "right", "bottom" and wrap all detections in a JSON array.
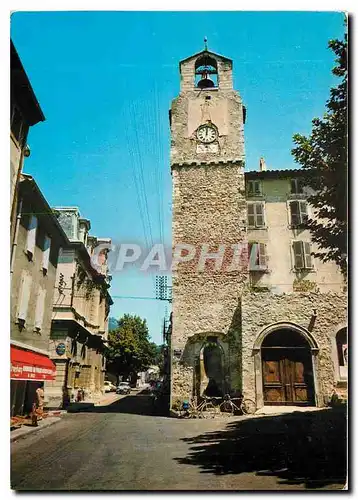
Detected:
[
  {"left": 219, "top": 394, "right": 256, "bottom": 416},
  {"left": 180, "top": 396, "right": 219, "bottom": 418}
]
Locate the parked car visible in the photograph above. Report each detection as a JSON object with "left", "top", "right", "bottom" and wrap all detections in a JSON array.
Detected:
[
  {"left": 104, "top": 381, "right": 116, "bottom": 393},
  {"left": 116, "top": 382, "right": 131, "bottom": 395}
]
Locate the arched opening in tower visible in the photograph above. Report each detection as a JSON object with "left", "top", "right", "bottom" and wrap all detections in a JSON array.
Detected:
[{"left": 195, "top": 55, "right": 218, "bottom": 89}]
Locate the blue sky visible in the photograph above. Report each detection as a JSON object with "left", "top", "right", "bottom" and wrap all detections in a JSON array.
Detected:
[{"left": 10, "top": 11, "right": 345, "bottom": 344}]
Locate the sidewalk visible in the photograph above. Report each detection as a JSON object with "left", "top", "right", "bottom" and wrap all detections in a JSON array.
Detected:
[
  {"left": 11, "top": 416, "right": 61, "bottom": 443},
  {"left": 11, "top": 393, "right": 121, "bottom": 442}
]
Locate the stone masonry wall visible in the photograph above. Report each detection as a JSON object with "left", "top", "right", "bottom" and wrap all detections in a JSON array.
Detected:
[
  {"left": 170, "top": 91, "right": 244, "bottom": 166},
  {"left": 171, "top": 162, "right": 248, "bottom": 402},
  {"left": 241, "top": 291, "right": 348, "bottom": 405}
]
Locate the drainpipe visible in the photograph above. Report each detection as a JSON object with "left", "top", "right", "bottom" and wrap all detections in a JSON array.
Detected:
[{"left": 10, "top": 198, "right": 23, "bottom": 276}]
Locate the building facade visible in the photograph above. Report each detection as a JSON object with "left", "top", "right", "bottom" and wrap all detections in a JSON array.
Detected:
[
  {"left": 45, "top": 207, "right": 113, "bottom": 408},
  {"left": 169, "top": 47, "right": 347, "bottom": 410},
  {"left": 10, "top": 175, "right": 69, "bottom": 417},
  {"left": 10, "top": 40, "right": 45, "bottom": 244}
]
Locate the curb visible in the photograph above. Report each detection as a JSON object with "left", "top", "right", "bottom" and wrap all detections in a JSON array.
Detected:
[
  {"left": 11, "top": 417, "right": 61, "bottom": 443},
  {"left": 46, "top": 410, "right": 67, "bottom": 417}
]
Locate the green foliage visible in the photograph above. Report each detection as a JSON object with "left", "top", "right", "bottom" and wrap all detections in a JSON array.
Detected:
[
  {"left": 291, "top": 32, "right": 347, "bottom": 277},
  {"left": 106, "top": 314, "right": 157, "bottom": 380}
]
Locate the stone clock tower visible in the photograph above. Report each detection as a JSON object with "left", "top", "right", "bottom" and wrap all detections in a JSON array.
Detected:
[{"left": 170, "top": 44, "right": 248, "bottom": 407}]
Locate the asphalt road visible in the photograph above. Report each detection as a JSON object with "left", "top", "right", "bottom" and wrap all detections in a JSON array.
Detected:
[{"left": 11, "top": 392, "right": 346, "bottom": 491}]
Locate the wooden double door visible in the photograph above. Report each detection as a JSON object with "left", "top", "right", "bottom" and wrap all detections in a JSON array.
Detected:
[{"left": 262, "top": 348, "right": 315, "bottom": 406}]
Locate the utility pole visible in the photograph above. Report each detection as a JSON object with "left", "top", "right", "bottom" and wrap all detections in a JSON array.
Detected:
[{"left": 155, "top": 275, "right": 172, "bottom": 303}]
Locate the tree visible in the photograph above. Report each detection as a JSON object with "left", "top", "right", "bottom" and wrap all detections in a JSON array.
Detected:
[
  {"left": 291, "top": 32, "right": 347, "bottom": 277},
  {"left": 106, "top": 314, "right": 157, "bottom": 384}
]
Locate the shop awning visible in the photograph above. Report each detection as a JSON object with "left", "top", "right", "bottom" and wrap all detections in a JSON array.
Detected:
[{"left": 11, "top": 346, "right": 56, "bottom": 381}]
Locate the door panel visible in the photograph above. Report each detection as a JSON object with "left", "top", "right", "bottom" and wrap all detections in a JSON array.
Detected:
[
  {"left": 262, "top": 349, "right": 314, "bottom": 405},
  {"left": 262, "top": 356, "right": 284, "bottom": 403}
]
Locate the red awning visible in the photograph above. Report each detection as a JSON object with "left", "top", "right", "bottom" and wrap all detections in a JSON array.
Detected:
[{"left": 11, "top": 346, "right": 56, "bottom": 381}]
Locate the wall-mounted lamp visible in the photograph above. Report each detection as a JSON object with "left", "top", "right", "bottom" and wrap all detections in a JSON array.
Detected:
[{"left": 24, "top": 145, "right": 31, "bottom": 157}]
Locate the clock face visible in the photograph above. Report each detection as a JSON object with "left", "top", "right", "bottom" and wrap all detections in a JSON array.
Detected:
[{"left": 196, "top": 125, "right": 218, "bottom": 144}]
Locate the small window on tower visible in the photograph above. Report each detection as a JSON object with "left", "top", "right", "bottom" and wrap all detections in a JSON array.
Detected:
[{"left": 195, "top": 55, "right": 218, "bottom": 89}]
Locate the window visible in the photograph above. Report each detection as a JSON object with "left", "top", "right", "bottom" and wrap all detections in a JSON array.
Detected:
[
  {"left": 11, "top": 106, "right": 24, "bottom": 144},
  {"left": 292, "top": 241, "right": 313, "bottom": 270},
  {"left": 247, "top": 202, "right": 265, "bottom": 228},
  {"left": 17, "top": 272, "right": 32, "bottom": 323},
  {"left": 336, "top": 328, "right": 347, "bottom": 380},
  {"left": 26, "top": 215, "right": 37, "bottom": 259},
  {"left": 290, "top": 178, "right": 304, "bottom": 194},
  {"left": 289, "top": 200, "right": 308, "bottom": 227},
  {"left": 248, "top": 242, "right": 268, "bottom": 271},
  {"left": 42, "top": 235, "right": 51, "bottom": 273},
  {"left": 247, "top": 180, "right": 262, "bottom": 196},
  {"left": 34, "top": 288, "right": 46, "bottom": 331}
]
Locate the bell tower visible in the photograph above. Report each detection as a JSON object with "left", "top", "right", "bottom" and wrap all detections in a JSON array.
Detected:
[{"left": 170, "top": 41, "right": 248, "bottom": 407}]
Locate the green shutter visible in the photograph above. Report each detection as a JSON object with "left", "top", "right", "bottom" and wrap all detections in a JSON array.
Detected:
[
  {"left": 293, "top": 241, "right": 304, "bottom": 269},
  {"left": 299, "top": 201, "right": 308, "bottom": 224},
  {"left": 290, "top": 201, "right": 300, "bottom": 226},
  {"left": 254, "top": 181, "right": 262, "bottom": 195},
  {"left": 304, "top": 242, "right": 312, "bottom": 268},
  {"left": 290, "top": 179, "right": 297, "bottom": 194},
  {"left": 297, "top": 179, "right": 304, "bottom": 194}
]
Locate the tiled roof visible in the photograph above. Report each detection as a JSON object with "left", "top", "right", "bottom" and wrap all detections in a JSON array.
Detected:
[{"left": 245, "top": 168, "right": 307, "bottom": 178}]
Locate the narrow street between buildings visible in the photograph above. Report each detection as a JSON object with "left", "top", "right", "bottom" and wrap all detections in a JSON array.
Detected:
[{"left": 11, "top": 391, "right": 346, "bottom": 491}]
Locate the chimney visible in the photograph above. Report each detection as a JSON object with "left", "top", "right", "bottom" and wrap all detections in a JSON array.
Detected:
[{"left": 259, "top": 157, "right": 267, "bottom": 172}]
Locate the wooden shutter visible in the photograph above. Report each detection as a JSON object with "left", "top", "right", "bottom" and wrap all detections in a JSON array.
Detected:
[
  {"left": 42, "top": 235, "right": 51, "bottom": 271},
  {"left": 255, "top": 203, "right": 265, "bottom": 227},
  {"left": 247, "top": 181, "right": 253, "bottom": 194},
  {"left": 248, "top": 242, "right": 258, "bottom": 270},
  {"left": 304, "top": 242, "right": 312, "bottom": 269},
  {"left": 299, "top": 201, "right": 308, "bottom": 224},
  {"left": 26, "top": 215, "right": 37, "bottom": 257},
  {"left": 258, "top": 243, "right": 267, "bottom": 268},
  {"left": 290, "top": 201, "right": 300, "bottom": 226},
  {"left": 293, "top": 241, "right": 304, "bottom": 269},
  {"left": 34, "top": 288, "right": 46, "bottom": 330},
  {"left": 290, "top": 179, "right": 298, "bottom": 194},
  {"left": 18, "top": 273, "right": 32, "bottom": 321},
  {"left": 291, "top": 179, "right": 304, "bottom": 194},
  {"left": 247, "top": 204, "right": 255, "bottom": 227}
]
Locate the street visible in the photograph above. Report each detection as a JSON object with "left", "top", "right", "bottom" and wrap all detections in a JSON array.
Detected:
[{"left": 11, "top": 391, "right": 346, "bottom": 491}]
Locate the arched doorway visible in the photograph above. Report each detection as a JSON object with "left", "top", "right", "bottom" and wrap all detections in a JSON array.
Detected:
[
  {"left": 197, "top": 338, "right": 225, "bottom": 397},
  {"left": 261, "top": 328, "right": 315, "bottom": 406}
]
